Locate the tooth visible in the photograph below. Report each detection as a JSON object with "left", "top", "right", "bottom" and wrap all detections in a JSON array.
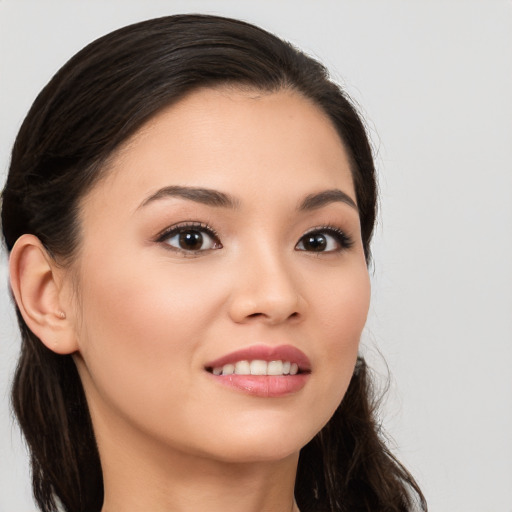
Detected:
[
  {"left": 235, "top": 360, "right": 250, "bottom": 375},
  {"left": 250, "top": 360, "right": 268, "bottom": 375},
  {"left": 222, "top": 363, "right": 235, "bottom": 375},
  {"left": 267, "top": 360, "right": 284, "bottom": 375},
  {"left": 282, "top": 361, "right": 291, "bottom": 375},
  {"left": 290, "top": 363, "right": 299, "bottom": 375},
  {"left": 213, "top": 367, "right": 222, "bottom": 375}
]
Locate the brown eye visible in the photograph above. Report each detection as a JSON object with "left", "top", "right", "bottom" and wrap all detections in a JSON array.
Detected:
[
  {"left": 296, "top": 228, "right": 353, "bottom": 252},
  {"left": 162, "top": 225, "right": 220, "bottom": 253},
  {"left": 300, "top": 233, "right": 327, "bottom": 251},
  {"left": 178, "top": 230, "right": 205, "bottom": 250}
]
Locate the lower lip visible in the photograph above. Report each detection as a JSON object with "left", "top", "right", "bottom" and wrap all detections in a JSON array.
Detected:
[{"left": 207, "top": 373, "right": 310, "bottom": 398}]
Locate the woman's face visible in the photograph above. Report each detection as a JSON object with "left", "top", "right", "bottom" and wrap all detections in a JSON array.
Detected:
[{"left": 70, "top": 87, "right": 371, "bottom": 463}]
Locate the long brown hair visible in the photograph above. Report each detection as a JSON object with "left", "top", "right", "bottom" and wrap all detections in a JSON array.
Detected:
[{"left": 1, "top": 14, "right": 427, "bottom": 512}]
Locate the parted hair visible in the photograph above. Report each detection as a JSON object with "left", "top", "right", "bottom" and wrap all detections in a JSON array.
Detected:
[{"left": 1, "top": 14, "right": 427, "bottom": 512}]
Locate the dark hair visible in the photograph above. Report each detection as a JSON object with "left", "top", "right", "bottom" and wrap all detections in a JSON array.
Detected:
[{"left": 1, "top": 14, "right": 427, "bottom": 512}]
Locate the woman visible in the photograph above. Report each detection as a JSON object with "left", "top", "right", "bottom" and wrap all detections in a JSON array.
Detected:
[{"left": 1, "top": 14, "right": 427, "bottom": 512}]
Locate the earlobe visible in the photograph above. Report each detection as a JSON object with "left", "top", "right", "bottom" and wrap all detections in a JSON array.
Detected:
[{"left": 9, "top": 234, "right": 78, "bottom": 355}]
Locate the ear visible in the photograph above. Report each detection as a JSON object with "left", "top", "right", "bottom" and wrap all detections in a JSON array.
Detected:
[{"left": 9, "top": 234, "right": 78, "bottom": 355}]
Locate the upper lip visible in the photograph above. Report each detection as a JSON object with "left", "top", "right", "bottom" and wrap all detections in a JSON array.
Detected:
[{"left": 205, "top": 344, "right": 312, "bottom": 372}]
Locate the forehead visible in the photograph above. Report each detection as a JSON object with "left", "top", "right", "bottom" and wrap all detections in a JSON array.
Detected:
[{"left": 83, "top": 87, "right": 355, "bottom": 213}]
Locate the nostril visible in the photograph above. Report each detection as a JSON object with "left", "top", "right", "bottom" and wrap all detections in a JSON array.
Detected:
[{"left": 246, "top": 311, "right": 299, "bottom": 321}]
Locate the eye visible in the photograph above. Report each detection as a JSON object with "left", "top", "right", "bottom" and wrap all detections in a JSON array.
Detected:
[
  {"left": 295, "top": 227, "right": 353, "bottom": 253},
  {"left": 157, "top": 223, "right": 221, "bottom": 253}
]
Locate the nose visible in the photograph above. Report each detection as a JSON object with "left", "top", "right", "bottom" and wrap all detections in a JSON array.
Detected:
[{"left": 227, "top": 247, "right": 305, "bottom": 325}]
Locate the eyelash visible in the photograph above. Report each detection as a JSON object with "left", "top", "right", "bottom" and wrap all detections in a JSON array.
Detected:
[
  {"left": 156, "top": 222, "right": 222, "bottom": 256},
  {"left": 297, "top": 225, "right": 354, "bottom": 253},
  {"left": 155, "top": 222, "right": 354, "bottom": 255}
]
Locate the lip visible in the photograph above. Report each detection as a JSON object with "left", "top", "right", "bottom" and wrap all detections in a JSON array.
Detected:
[
  {"left": 205, "top": 344, "right": 311, "bottom": 372},
  {"left": 204, "top": 344, "right": 311, "bottom": 398}
]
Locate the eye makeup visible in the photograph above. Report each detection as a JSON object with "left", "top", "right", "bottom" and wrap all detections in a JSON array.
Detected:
[
  {"left": 156, "top": 221, "right": 222, "bottom": 256},
  {"left": 154, "top": 218, "right": 354, "bottom": 257},
  {"left": 296, "top": 225, "right": 354, "bottom": 253}
]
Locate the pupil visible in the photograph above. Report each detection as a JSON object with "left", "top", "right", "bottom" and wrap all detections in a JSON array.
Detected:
[
  {"left": 179, "top": 230, "right": 203, "bottom": 250},
  {"left": 305, "top": 234, "right": 326, "bottom": 251}
]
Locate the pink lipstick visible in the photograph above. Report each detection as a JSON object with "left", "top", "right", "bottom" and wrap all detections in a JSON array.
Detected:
[{"left": 204, "top": 344, "right": 311, "bottom": 398}]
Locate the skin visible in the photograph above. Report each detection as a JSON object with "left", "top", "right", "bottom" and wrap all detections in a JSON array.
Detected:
[{"left": 11, "top": 87, "right": 371, "bottom": 512}]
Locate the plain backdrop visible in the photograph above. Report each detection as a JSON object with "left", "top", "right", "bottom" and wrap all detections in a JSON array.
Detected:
[{"left": 1, "top": 1, "right": 511, "bottom": 511}]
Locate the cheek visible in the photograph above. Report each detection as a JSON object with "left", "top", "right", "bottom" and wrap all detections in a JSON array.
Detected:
[
  {"left": 308, "top": 262, "right": 370, "bottom": 403},
  {"left": 79, "top": 252, "right": 219, "bottom": 345},
  {"left": 73, "top": 254, "right": 223, "bottom": 415},
  {"left": 313, "top": 259, "right": 370, "bottom": 345}
]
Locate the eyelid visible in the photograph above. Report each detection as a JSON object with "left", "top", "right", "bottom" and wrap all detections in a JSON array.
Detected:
[
  {"left": 296, "top": 225, "right": 354, "bottom": 252},
  {"left": 155, "top": 221, "right": 222, "bottom": 254},
  {"left": 153, "top": 221, "right": 353, "bottom": 255}
]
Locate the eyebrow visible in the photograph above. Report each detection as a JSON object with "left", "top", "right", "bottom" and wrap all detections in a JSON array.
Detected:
[
  {"left": 139, "top": 186, "right": 240, "bottom": 210},
  {"left": 298, "top": 189, "right": 358, "bottom": 211},
  {"left": 139, "top": 185, "right": 357, "bottom": 212}
]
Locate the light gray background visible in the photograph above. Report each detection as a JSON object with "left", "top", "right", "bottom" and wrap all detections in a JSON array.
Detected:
[{"left": 1, "top": 1, "right": 511, "bottom": 511}]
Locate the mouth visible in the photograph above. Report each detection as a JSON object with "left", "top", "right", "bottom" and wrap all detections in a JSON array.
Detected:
[
  {"left": 204, "top": 344, "right": 311, "bottom": 397},
  {"left": 206, "top": 359, "right": 303, "bottom": 376}
]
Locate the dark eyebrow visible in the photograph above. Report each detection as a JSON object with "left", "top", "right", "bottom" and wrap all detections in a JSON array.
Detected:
[
  {"left": 298, "top": 189, "right": 358, "bottom": 212},
  {"left": 139, "top": 186, "right": 240, "bottom": 210},
  {"left": 139, "top": 185, "right": 356, "bottom": 213}
]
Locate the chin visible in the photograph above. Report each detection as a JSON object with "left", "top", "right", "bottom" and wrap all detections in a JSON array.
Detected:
[
  {"left": 208, "top": 440, "right": 303, "bottom": 464},
  {"left": 189, "top": 419, "right": 320, "bottom": 464}
]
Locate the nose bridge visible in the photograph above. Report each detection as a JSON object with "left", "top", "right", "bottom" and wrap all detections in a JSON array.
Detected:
[{"left": 228, "top": 238, "right": 303, "bottom": 324}]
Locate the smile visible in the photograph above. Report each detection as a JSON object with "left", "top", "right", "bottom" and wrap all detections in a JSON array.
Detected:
[
  {"left": 210, "top": 360, "right": 300, "bottom": 376},
  {"left": 204, "top": 345, "right": 311, "bottom": 397}
]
